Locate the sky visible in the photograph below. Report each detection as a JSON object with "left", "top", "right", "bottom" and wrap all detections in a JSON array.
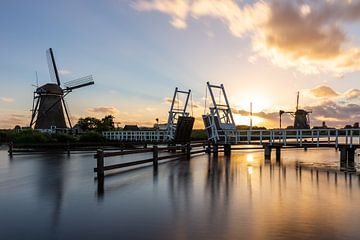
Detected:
[{"left": 1, "top": 0, "right": 360, "bottom": 129}]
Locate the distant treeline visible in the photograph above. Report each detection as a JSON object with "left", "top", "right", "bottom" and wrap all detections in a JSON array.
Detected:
[{"left": 0, "top": 129, "right": 105, "bottom": 144}]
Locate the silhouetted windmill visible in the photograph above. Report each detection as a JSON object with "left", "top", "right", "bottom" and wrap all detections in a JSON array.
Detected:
[
  {"left": 30, "top": 48, "right": 94, "bottom": 130},
  {"left": 279, "top": 91, "right": 311, "bottom": 129}
]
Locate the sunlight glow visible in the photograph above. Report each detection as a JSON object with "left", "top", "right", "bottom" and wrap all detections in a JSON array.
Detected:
[{"left": 233, "top": 114, "right": 263, "bottom": 126}]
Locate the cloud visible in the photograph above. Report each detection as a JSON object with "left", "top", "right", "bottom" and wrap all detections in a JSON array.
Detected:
[
  {"left": 307, "top": 85, "right": 360, "bottom": 100},
  {"left": 0, "top": 113, "right": 28, "bottom": 128},
  {"left": 344, "top": 88, "right": 360, "bottom": 100},
  {"left": 1, "top": 97, "right": 15, "bottom": 103},
  {"left": 309, "top": 85, "right": 339, "bottom": 98},
  {"left": 132, "top": 0, "right": 360, "bottom": 74},
  {"left": 87, "top": 106, "right": 119, "bottom": 115},
  {"left": 131, "top": 0, "right": 189, "bottom": 29}
]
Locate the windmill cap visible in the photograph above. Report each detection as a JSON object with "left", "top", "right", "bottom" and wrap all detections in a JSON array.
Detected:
[{"left": 36, "top": 83, "right": 63, "bottom": 95}]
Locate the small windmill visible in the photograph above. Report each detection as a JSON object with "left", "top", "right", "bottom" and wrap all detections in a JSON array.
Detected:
[
  {"left": 30, "top": 48, "right": 94, "bottom": 130},
  {"left": 279, "top": 91, "right": 311, "bottom": 129}
]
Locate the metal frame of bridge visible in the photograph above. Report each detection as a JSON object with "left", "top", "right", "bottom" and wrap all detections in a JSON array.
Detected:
[{"left": 102, "top": 87, "right": 191, "bottom": 143}]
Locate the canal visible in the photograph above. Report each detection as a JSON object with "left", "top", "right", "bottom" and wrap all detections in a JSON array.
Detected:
[{"left": 0, "top": 146, "right": 360, "bottom": 239}]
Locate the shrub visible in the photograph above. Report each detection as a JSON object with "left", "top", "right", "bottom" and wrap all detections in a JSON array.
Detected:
[{"left": 78, "top": 131, "right": 105, "bottom": 142}]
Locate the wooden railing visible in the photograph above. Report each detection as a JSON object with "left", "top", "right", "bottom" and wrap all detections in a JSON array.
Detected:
[{"left": 94, "top": 143, "right": 207, "bottom": 178}]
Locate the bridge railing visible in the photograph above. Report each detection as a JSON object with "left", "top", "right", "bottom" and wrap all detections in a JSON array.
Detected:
[
  {"left": 219, "top": 128, "right": 360, "bottom": 147},
  {"left": 102, "top": 130, "right": 170, "bottom": 142}
]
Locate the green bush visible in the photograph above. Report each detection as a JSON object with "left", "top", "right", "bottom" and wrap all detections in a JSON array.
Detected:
[
  {"left": 191, "top": 129, "right": 207, "bottom": 140},
  {"left": 0, "top": 130, "right": 12, "bottom": 143},
  {"left": 10, "top": 130, "right": 52, "bottom": 144},
  {"left": 52, "top": 133, "right": 78, "bottom": 143},
  {"left": 78, "top": 131, "right": 105, "bottom": 142}
]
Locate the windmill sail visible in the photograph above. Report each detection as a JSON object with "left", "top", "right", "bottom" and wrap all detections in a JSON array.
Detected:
[
  {"left": 63, "top": 75, "right": 94, "bottom": 90},
  {"left": 46, "top": 48, "right": 61, "bottom": 85}
]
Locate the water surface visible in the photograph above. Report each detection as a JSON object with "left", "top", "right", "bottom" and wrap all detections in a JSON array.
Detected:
[{"left": 0, "top": 146, "right": 359, "bottom": 239}]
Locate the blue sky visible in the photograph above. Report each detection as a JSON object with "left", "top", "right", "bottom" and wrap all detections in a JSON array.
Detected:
[{"left": 1, "top": 0, "right": 360, "bottom": 128}]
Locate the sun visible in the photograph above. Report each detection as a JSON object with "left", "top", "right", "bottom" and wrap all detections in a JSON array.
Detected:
[{"left": 233, "top": 114, "right": 263, "bottom": 126}]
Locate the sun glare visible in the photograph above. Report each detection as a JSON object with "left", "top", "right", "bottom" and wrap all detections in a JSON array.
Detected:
[{"left": 233, "top": 114, "right": 263, "bottom": 126}]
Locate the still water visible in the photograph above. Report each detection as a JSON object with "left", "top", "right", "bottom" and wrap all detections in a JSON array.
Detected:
[{"left": 0, "top": 146, "right": 360, "bottom": 240}]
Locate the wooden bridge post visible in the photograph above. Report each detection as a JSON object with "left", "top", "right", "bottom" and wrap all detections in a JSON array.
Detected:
[
  {"left": 348, "top": 148, "right": 355, "bottom": 162},
  {"left": 275, "top": 147, "right": 281, "bottom": 161},
  {"left": 153, "top": 145, "right": 159, "bottom": 169},
  {"left": 66, "top": 141, "right": 70, "bottom": 156},
  {"left": 96, "top": 149, "right": 104, "bottom": 179},
  {"left": 224, "top": 144, "right": 231, "bottom": 156},
  {"left": 206, "top": 142, "right": 211, "bottom": 154},
  {"left": 339, "top": 146, "right": 347, "bottom": 162},
  {"left": 213, "top": 144, "right": 218, "bottom": 155},
  {"left": 264, "top": 145, "right": 271, "bottom": 160},
  {"left": 8, "top": 142, "right": 13, "bottom": 157},
  {"left": 186, "top": 143, "right": 191, "bottom": 160}
]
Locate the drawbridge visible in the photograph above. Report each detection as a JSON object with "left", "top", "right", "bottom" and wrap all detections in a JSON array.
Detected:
[{"left": 102, "top": 87, "right": 194, "bottom": 143}]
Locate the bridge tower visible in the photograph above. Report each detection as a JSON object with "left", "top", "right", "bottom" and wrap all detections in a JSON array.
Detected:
[
  {"left": 166, "top": 87, "right": 193, "bottom": 142},
  {"left": 202, "top": 82, "right": 236, "bottom": 143}
]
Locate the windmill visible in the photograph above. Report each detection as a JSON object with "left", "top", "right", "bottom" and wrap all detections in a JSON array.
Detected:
[
  {"left": 279, "top": 91, "right": 311, "bottom": 129},
  {"left": 30, "top": 48, "right": 94, "bottom": 130}
]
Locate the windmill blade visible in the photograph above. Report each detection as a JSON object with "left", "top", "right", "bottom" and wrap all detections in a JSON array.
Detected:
[
  {"left": 46, "top": 48, "right": 61, "bottom": 86},
  {"left": 63, "top": 75, "right": 94, "bottom": 91}
]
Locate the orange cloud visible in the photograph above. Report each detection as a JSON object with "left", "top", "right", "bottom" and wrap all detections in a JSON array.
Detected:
[
  {"left": 133, "top": 0, "right": 360, "bottom": 74},
  {"left": 1, "top": 97, "right": 15, "bottom": 103},
  {"left": 87, "top": 106, "right": 119, "bottom": 115},
  {"left": 309, "top": 85, "right": 339, "bottom": 98}
]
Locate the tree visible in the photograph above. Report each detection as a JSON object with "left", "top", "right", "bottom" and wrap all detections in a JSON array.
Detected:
[
  {"left": 98, "top": 115, "right": 115, "bottom": 132},
  {"left": 77, "top": 117, "right": 101, "bottom": 131},
  {"left": 76, "top": 115, "right": 115, "bottom": 132}
]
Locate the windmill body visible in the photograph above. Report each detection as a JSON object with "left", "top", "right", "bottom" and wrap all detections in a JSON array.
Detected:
[
  {"left": 30, "top": 48, "right": 94, "bottom": 131},
  {"left": 279, "top": 92, "right": 311, "bottom": 129},
  {"left": 34, "top": 83, "right": 67, "bottom": 129}
]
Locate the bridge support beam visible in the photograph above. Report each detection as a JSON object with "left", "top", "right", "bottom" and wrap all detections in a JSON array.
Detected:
[
  {"left": 275, "top": 147, "right": 281, "bottom": 161},
  {"left": 224, "top": 144, "right": 231, "bottom": 156},
  {"left": 213, "top": 144, "right": 219, "bottom": 155},
  {"left": 206, "top": 142, "right": 211, "bottom": 154},
  {"left": 264, "top": 145, "right": 271, "bottom": 160},
  {"left": 339, "top": 146, "right": 348, "bottom": 162},
  {"left": 339, "top": 146, "right": 356, "bottom": 171}
]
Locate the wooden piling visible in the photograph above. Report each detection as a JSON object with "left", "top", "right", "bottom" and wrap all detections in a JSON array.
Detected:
[
  {"left": 340, "top": 146, "right": 347, "bottom": 162},
  {"left": 264, "top": 145, "right": 271, "bottom": 160},
  {"left": 275, "top": 147, "right": 281, "bottom": 161},
  {"left": 213, "top": 144, "right": 219, "bottom": 155},
  {"left": 206, "top": 142, "right": 211, "bottom": 155},
  {"left": 8, "top": 142, "right": 13, "bottom": 157},
  {"left": 153, "top": 145, "right": 158, "bottom": 169},
  {"left": 186, "top": 143, "right": 191, "bottom": 160},
  {"left": 96, "top": 149, "right": 104, "bottom": 178},
  {"left": 348, "top": 148, "right": 355, "bottom": 162},
  {"left": 224, "top": 144, "right": 231, "bottom": 156}
]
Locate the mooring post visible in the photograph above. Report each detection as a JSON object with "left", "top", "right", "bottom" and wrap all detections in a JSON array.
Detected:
[
  {"left": 153, "top": 145, "right": 158, "bottom": 169},
  {"left": 186, "top": 143, "right": 191, "bottom": 160},
  {"left": 66, "top": 141, "right": 70, "bottom": 156},
  {"left": 264, "top": 145, "right": 271, "bottom": 160},
  {"left": 276, "top": 147, "right": 281, "bottom": 161},
  {"left": 339, "top": 146, "right": 347, "bottom": 162},
  {"left": 213, "top": 144, "right": 218, "bottom": 155},
  {"left": 348, "top": 148, "right": 355, "bottom": 162},
  {"left": 8, "top": 142, "right": 13, "bottom": 157},
  {"left": 96, "top": 149, "right": 104, "bottom": 179},
  {"left": 206, "top": 142, "right": 211, "bottom": 154},
  {"left": 224, "top": 144, "right": 231, "bottom": 156}
]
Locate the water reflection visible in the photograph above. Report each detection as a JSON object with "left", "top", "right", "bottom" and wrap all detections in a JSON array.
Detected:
[{"left": 2, "top": 148, "right": 360, "bottom": 239}]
